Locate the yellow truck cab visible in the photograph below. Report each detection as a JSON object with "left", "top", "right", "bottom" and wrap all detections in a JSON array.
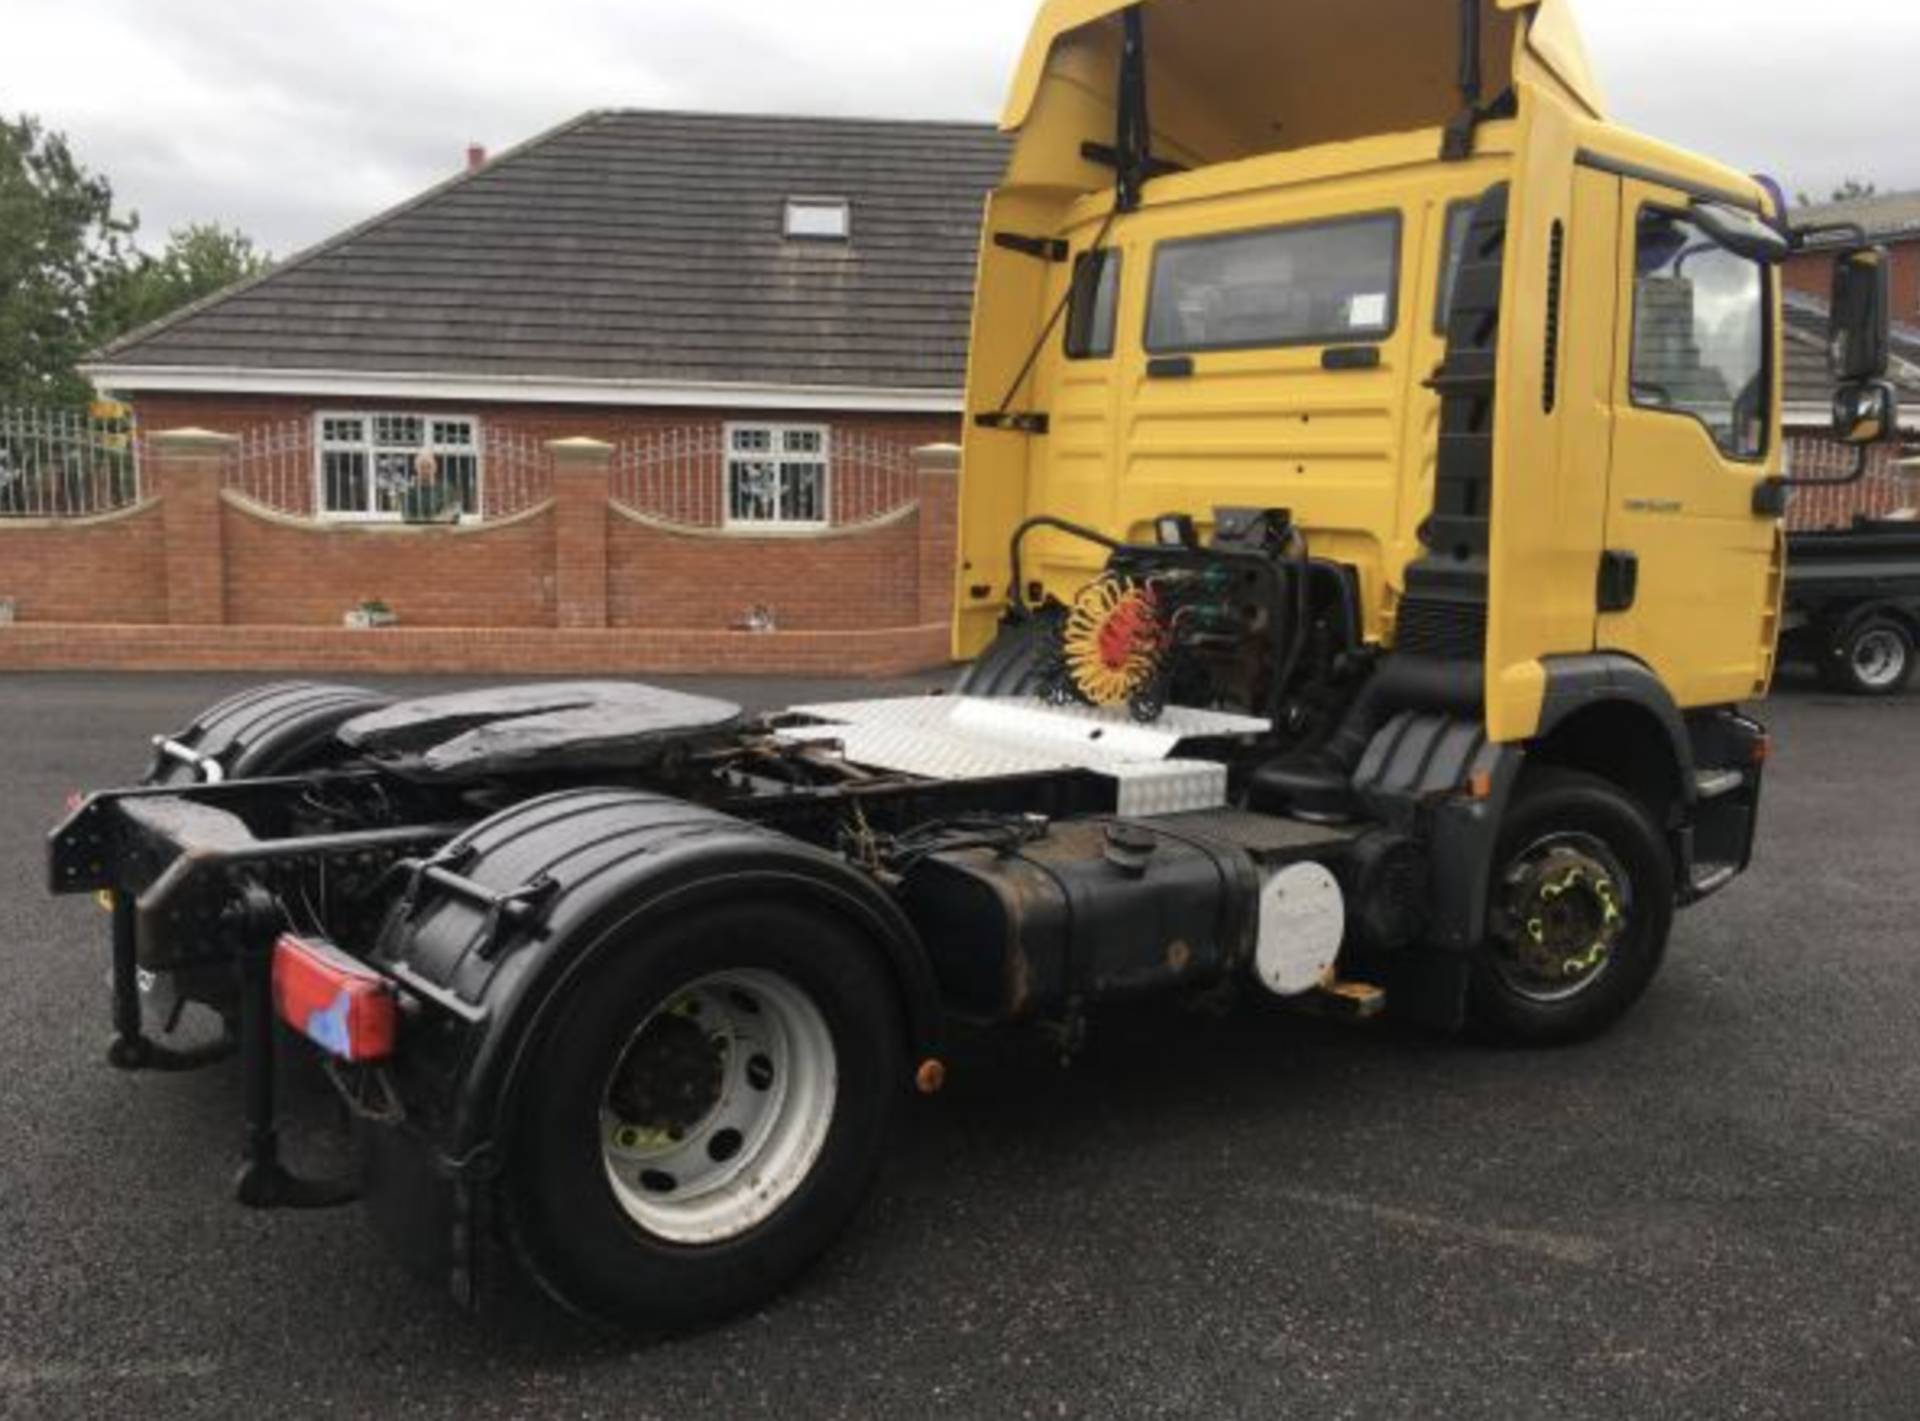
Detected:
[{"left": 956, "top": 0, "right": 1897, "bottom": 1036}]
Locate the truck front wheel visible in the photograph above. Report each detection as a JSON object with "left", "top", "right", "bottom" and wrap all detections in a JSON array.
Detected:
[
  {"left": 1467, "top": 769, "right": 1675, "bottom": 1046},
  {"left": 504, "top": 902, "right": 904, "bottom": 1331}
]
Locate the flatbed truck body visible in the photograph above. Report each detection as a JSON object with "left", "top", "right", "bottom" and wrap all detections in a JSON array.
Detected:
[{"left": 1783, "top": 518, "right": 1920, "bottom": 694}]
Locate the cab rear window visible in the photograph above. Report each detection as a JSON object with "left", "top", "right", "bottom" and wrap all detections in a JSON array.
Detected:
[
  {"left": 1145, "top": 214, "right": 1400, "bottom": 354},
  {"left": 1064, "top": 248, "right": 1123, "bottom": 360}
]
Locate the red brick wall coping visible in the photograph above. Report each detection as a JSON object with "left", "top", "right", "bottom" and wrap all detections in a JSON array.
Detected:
[{"left": 0, "top": 623, "right": 956, "bottom": 678}]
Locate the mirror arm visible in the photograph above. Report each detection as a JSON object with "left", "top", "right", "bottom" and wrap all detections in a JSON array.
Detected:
[
  {"left": 1788, "top": 219, "right": 1870, "bottom": 253},
  {"left": 1771, "top": 444, "right": 1872, "bottom": 492},
  {"left": 1758, "top": 445, "right": 1877, "bottom": 515}
]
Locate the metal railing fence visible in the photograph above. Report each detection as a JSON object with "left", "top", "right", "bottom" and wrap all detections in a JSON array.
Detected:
[
  {"left": 611, "top": 426, "right": 919, "bottom": 532},
  {"left": 222, "top": 420, "right": 554, "bottom": 523},
  {"left": 0, "top": 407, "right": 142, "bottom": 518}
]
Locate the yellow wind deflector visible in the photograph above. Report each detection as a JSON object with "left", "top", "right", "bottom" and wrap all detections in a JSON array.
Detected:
[{"left": 1002, "top": 0, "right": 1601, "bottom": 163}]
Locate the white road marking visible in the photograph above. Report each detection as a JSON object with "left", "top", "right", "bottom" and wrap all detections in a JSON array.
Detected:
[
  {"left": 1274, "top": 1186, "right": 1608, "bottom": 1266},
  {"left": 0, "top": 1355, "right": 220, "bottom": 1389}
]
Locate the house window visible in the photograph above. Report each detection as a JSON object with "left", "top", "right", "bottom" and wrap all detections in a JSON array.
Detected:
[
  {"left": 316, "top": 413, "right": 481, "bottom": 521},
  {"left": 726, "top": 424, "right": 829, "bottom": 528},
  {"left": 784, "top": 198, "right": 851, "bottom": 242}
]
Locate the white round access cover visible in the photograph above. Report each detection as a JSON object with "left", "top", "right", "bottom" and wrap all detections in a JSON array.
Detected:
[{"left": 1255, "top": 863, "right": 1347, "bottom": 998}]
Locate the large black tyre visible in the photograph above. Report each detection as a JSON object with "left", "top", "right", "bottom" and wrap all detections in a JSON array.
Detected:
[
  {"left": 504, "top": 901, "right": 904, "bottom": 1332},
  {"left": 1823, "top": 616, "right": 1915, "bottom": 698},
  {"left": 954, "top": 605, "right": 1066, "bottom": 697},
  {"left": 143, "top": 681, "right": 391, "bottom": 784},
  {"left": 1467, "top": 768, "right": 1675, "bottom": 1047}
]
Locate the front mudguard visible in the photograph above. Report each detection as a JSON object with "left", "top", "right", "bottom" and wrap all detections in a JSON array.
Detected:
[{"left": 1347, "top": 711, "right": 1527, "bottom": 1031}]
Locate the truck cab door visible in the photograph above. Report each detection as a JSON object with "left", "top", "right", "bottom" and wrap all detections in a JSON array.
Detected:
[{"left": 1599, "top": 179, "right": 1785, "bottom": 706}]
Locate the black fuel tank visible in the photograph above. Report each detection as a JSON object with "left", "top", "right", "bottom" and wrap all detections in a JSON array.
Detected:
[{"left": 900, "top": 819, "right": 1261, "bottom": 1023}]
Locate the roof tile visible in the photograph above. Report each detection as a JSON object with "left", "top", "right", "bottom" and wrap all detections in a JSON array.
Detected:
[{"left": 97, "top": 110, "right": 1010, "bottom": 393}]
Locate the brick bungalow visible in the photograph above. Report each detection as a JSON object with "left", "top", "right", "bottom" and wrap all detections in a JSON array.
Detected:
[
  {"left": 1, "top": 111, "right": 1008, "bottom": 675},
  {"left": 1786, "top": 191, "right": 1920, "bottom": 326}
]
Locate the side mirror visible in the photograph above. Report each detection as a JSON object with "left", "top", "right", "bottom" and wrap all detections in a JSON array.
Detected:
[
  {"left": 1834, "top": 379, "right": 1899, "bottom": 447},
  {"left": 1831, "top": 247, "right": 1891, "bottom": 383}
]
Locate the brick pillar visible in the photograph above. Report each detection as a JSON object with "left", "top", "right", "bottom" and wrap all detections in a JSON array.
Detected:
[
  {"left": 549, "top": 437, "right": 613, "bottom": 630},
  {"left": 150, "top": 428, "right": 234, "bottom": 626},
  {"left": 914, "top": 443, "right": 960, "bottom": 628}
]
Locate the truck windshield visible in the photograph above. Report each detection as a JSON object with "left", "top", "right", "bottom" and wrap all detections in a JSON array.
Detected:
[
  {"left": 1630, "top": 210, "right": 1770, "bottom": 460},
  {"left": 1145, "top": 214, "right": 1401, "bottom": 354}
]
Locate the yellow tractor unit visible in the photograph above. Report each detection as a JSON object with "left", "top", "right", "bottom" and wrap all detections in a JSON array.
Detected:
[{"left": 48, "top": 0, "right": 1897, "bottom": 1330}]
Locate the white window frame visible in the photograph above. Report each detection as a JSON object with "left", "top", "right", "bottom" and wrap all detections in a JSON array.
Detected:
[
  {"left": 723, "top": 422, "right": 832, "bottom": 532},
  {"left": 783, "top": 197, "right": 852, "bottom": 243},
  {"left": 313, "top": 411, "right": 483, "bottom": 523}
]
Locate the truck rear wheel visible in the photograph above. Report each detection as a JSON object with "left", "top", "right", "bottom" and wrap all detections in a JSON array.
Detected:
[
  {"left": 504, "top": 902, "right": 904, "bottom": 1331},
  {"left": 1825, "top": 617, "right": 1914, "bottom": 697},
  {"left": 1467, "top": 769, "right": 1674, "bottom": 1046}
]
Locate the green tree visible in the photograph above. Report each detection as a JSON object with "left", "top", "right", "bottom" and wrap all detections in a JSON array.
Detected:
[
  {"left": 1798, "top": 178, "right": 1881, "bottom": 207},
  {"left": 98, "top": 223, "right": 270, "bottom": 339},
  {"left": 0, "top": 114, "right": 134, "bottom": 407}
]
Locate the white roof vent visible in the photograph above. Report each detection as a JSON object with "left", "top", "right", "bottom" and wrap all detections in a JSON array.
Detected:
[{"left": 784, "top": 197, "right": 852, "bottom": 242}]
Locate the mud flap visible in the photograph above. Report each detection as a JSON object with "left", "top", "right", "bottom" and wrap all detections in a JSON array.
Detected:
[{"left": 356, "top": 1116, "right": 490, "bottom": 1309}]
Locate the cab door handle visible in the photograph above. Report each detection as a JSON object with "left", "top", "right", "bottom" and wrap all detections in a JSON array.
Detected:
[{"left": 1598, "top": 550, "right": 1639, "bottom": 614}]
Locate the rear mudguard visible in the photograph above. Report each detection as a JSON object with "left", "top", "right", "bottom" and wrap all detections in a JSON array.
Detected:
[
  {"left": 145, "top": 681, "right": 393, "bottom": 785},
  {"left": 371, "top": 788, "right": 944, "bottom": 1175}
]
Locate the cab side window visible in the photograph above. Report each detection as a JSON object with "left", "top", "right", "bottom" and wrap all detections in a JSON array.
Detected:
[
  {"left": 1630, "top": 209, "right": 1770, "bottom": 460},
  {"left": 1434, "top": 200, "right": 1477, "bottom": 333},
  {"left": 1064, "top": 248, "right": 1123, "bottom": 360}
]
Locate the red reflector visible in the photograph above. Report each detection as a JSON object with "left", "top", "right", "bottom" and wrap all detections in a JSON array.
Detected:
[{"left": 272, "top": 934, "right": 398, "bottom": 1064}]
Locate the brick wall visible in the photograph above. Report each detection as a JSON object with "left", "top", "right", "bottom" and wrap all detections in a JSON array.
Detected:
[
  {"left": 221, "top": 504, "right": 561, "bottom": 628},
  {"left": 0, "top": 398, "right": 964, "bottom": 676},
  {"left": 129, "top": 394, "right": 957, "bottom": 636},
  {"left": 608, "top": 514, "right": 923, "bottom": 632},
  {"left": 0, "top": 503, "right": 167, "bottom": 625},
  {"left": 127, "top": 394, "right": 955, "bottom": 460},
  {"left": 1785, "top": 240, "right": 1920, "bottom": 323},
  {"left": 1784, "top": 434, "right": 1916, "bottom": 531}
]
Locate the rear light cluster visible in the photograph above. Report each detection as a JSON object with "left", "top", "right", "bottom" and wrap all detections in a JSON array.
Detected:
[{"left": 272, "top": 933, "right": 400, "bottom": 1064}]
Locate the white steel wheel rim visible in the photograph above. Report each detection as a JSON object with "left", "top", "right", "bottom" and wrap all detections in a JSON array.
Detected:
[
  {"left": 1851, "top": 629, "right": 1908, "bottom": 690},
  {"left": 599, "top": 968, "right": 838, "bottom": 1246}
]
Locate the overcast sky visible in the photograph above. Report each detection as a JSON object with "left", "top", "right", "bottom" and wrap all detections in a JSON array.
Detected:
[{"left": 3, "top": 0, "right": 1915, "bottom": 256}]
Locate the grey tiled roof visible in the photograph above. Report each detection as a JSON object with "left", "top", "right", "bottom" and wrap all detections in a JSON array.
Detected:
[
  {"left": 1790, "top": 190, "right": 1920, "bottom": 247},
  {"left": 1783, "top": 292, "right": 1920, "bottom": 420},
  {"left": 96, "top": 111, "right": 1011, "bottom": 392}
]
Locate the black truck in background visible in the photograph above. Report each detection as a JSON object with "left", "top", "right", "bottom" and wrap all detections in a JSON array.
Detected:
[{"left": 1784, "top": 514, "right": 1920, "bottom": 696}]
